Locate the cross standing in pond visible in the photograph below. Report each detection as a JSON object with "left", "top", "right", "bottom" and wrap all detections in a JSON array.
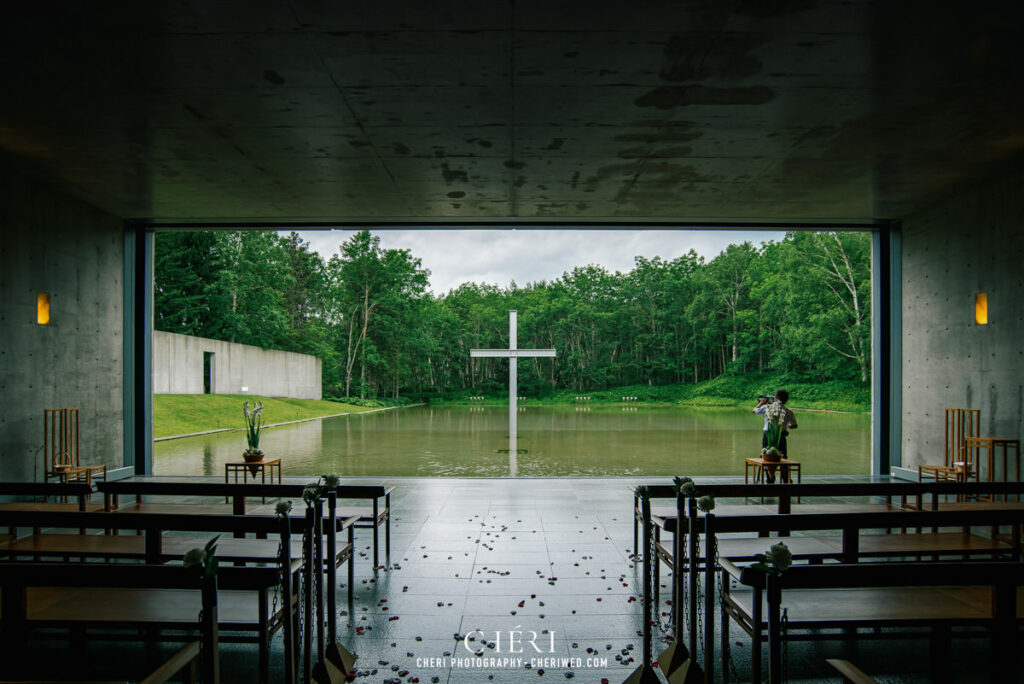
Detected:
[{"left": 470, "top": 310, "right": 556, "bottom": 474}]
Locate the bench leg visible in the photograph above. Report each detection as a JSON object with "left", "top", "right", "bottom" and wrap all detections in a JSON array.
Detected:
[
  {"left": 384, "top": 504, "right": 391, "bottom": 565},
  {"left": 373, "top": 500, "right": 380, "bottom": 570},
  {"left": 259, "top": 590, "right": 269, "bottom": 684},
  {"left": 751, "top": 586, "right": 763, "bottom": 684},
  {"left": 653, "top": 526, "right": 661, "bottom": 607},
  {"left": 348, "top": 527, "right": 355, "bottom": 605},
  {"left": 633, "top": 496, "right": 639, "bottom": 557},
  {"left": 720, "top": 569, "right": 730, "bottom": 684}
]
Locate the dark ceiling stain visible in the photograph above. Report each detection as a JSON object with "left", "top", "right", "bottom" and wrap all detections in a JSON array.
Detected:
[
  {"left": 393, "top": 142, "right": 410, "bottom": 155},
  {"left": 348, "top": 139, "right": 370, "bottom": 148},
  {"left": 504, "top": 160, "right": 525, "bottom": 169},
  {"left": 467, "top": 138, "right": 493, "bottom": 148},
  {"left": 570, "top": 171, "right": 580, "bottom": 189},
  {"left": 618, "top": 146, "right": 693, "bottom": 159},
  {"left": 563, "top": 51, "right": 579, "bottom": 58},
  {"left": 447, "top": 191, "right": 466, "bottom": 198},
  {"left": 659, "top": 32, "right": 765, "bottom": 82},
  {"left": 263, "top": 69, "right": 286, "bottom": 85},
  {"left": 576, "top": 202, "right": 589, "bottom": 211},
  {"left": 451, "top": 203, "right": 462, "bottom": 209},
  {"left": 514, "top": 175, "right": 526, "bottom": 188},
  {"left": 544, "top": 138, "right": 565, "bottom": 151},
  {"left": 517, "top": 70, "right": 544, "bottom": 77},
  {"left": 440, "top": 163, "right": 468, "bottom": 183},
  {"left": 615, "top": 131, "right": 701, "bottom": 144},
  {"left": 182, "top": 103, "right": 208, "bottom": 121},
  {"left": 583, "top": 162, "right": 703, "bottom": 202},
  {"left": 635, "top": 85, "right": 774, "bottom": 108},
  {"left": 734, "top": 0, "right": 815, "bottom": 18}
]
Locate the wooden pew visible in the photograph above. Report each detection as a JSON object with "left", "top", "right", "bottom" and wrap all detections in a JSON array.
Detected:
[
  {"left": 635, "top": 488, "right": 1024, "bottom": 683},
  {"left": 633, "top": 480, "right": 1024, "bottom": 556},
  {"left": 0, "top": 509, "right": 300, "bottom": 684},
  {"left": 98, "top": 477, "right": 391, "bottom": 569},
  {"left": 705, "top": 507, "right": 1024, "bottom": 683},
  {"left": 0, "top": 562, "right": 220, "bottom": 683},
  {"left": 730, "top": 560, "right": 1024, "bottom": 683}
]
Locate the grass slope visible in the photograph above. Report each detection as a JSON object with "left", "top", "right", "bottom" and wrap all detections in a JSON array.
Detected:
[
  {"left": 154, "top": 394, "right": 371, "bottom": 439},
  {"left": 425, "top": 373, "right": 870, "bottom": 413}
]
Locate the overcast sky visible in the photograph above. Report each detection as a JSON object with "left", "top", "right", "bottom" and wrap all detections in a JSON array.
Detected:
[{"left": 292, "top": 229, "right": 788, "bottom": 295}]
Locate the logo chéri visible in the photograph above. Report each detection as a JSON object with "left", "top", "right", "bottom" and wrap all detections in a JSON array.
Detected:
[{"left": 414, "top": 626, "right": 609, "bottom": 671}]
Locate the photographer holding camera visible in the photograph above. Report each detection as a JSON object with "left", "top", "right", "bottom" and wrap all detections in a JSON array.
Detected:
[{"left": 753, "top": 389, "right": 798, "bottom": 482}]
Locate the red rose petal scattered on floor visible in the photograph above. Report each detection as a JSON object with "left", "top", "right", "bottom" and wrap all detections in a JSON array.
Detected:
[
  {"left": 596, "top": 597, "right": 601, "bottom": 601},
  {"left": 537, "top": 669, "right": 544, "bottom": 676}
]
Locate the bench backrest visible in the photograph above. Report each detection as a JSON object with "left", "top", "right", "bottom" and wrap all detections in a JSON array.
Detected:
[
  {"left": 1, "top": 562, "right": 221, "bottom": 682},
  {"left": 637, "top": 480, "right": 1024, "bottom": 505},
  {"left": 98, "top": 479, "right": 389, "bottom": 500},
  {"left": 736, "top": 559, "right": 1024, "bottom": 684}
]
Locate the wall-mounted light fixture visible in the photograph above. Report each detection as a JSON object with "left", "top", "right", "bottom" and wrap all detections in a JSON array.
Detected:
[
  {"left": 974, "top": 292, "right": 988, "bottom": 325},
  {"left": 37, "top": 292, "right": 50, "bottom": 325}
]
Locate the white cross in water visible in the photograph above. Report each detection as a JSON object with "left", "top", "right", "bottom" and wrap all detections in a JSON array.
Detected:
[{"left": 470, "top": 310, "right": 556, "bottom": 473}]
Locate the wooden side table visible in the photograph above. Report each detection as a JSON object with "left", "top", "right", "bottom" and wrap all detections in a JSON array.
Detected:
[
  {"left": 225, "top": 458, "right": 282, "bottom": 503},
  {"left": 962, "top": 437, "right": 1021, "bottom": 501},
  {"left": 745, "top": 457, "right": 802, "bottom": 486}
]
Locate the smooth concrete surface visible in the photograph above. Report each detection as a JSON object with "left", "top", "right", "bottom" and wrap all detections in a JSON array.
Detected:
[
  {"left": 153, "top": 330, "right": 322, "bottom": 399},
  {"left": 4, "top": 476, "right": 1015, "bottom": 683},
  {"left": 4, "top": 4, "right": 1024, "bottom": 220},
  {"left": 901, "top": 170, "right": 1024, "bottom": 473},
  {"left": 0, "top": 171, "right": 124, "bottom": 482}
]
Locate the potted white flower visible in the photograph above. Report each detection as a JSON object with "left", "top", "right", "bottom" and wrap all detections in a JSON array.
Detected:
[
  {"left": 761, "top": 399, "right": 786, "bottom": 462},
  {"left": 242, "top": 401, "right": 265, "bottom": 473}
]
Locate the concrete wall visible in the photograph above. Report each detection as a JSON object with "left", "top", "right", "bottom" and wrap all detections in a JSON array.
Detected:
[
  {"left": 901, "top": 171, "right": 1024, "bottom": 471},
  {"left": 0, "top": 172, "right": 124, "bottom": 482},
  {"left": 153, "top": 331, "right": 322, "bottom": 400}
]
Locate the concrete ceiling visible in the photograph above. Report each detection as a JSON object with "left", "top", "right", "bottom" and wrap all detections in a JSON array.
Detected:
[{"left": 3, "top": 1, "right": 1024, "bottom": 222}]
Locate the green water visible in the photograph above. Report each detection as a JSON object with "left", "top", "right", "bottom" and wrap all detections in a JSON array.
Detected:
[{"left": 154, "top": 405, "right": 870, "bottom": 478}]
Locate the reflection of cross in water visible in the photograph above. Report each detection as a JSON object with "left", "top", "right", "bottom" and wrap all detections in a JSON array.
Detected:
[{"left": 470, "top": 310, "right": 556, "bottom": 476}]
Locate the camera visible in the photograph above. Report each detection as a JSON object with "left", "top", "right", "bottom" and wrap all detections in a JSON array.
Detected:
[{"left": 758, "top": 394, "right": 775, "bottom": 401}]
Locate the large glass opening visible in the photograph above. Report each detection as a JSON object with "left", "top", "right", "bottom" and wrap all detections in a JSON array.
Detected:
[{"left": 151, "top": 227, "right": 873, "bottom": 478}]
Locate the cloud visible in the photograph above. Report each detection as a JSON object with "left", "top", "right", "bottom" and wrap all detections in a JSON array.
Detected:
[{"left": 291, "top": 229, "right": 787, "bottom": 295}]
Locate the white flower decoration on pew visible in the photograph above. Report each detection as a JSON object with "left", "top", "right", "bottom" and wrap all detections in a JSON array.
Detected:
[
  {"left": 753, "top": 542, "right": 792, "bottom": 575},
  {"left": 183, "top": 535, "right": 220, "bottom": 578}
]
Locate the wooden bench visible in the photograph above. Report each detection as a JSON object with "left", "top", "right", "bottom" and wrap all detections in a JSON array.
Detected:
[
  {"left": 0, "top": 562, "right": 220, "bottom": 683},
  {"left": 702, "top": 507, "right": 1024, "bottom": 683},
  {"left": 0, "top": 509, "right": 302, "bottom": 684},
  {"left": 635, "top": 486, "right": 1024, "bottom": 683},
  {"left": 99, "top": 478, "right": 393, "bottom": 569},
  {"left": 633, "top": 480, "right": 1024, "bottom": 556},
  {"left": 726, "top": 560, "right": 1024, "bottom": 683}
]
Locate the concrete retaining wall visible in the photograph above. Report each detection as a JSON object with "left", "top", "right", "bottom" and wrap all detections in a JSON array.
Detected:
[
  {"left": 153, "top": 331, "right": 321, "bottom": 400},
  {"left": 0, "top": 172, "right": 125, "bottom": 481},
  {"left": 901, "top": 171, "right": 1024, "bottom": 471}
]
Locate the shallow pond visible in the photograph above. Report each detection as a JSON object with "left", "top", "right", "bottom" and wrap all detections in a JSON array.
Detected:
[{"left": 154, "top": 405, "right": 871, "bottom": 478}]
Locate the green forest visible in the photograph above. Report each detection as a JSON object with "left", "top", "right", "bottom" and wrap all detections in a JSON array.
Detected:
[{"left": 154, "top": 229, "right": 871, "bottom": 406}]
